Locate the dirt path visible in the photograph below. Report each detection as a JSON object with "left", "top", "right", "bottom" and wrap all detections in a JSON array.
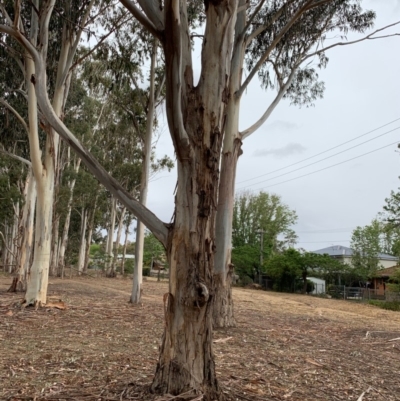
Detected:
[{"left": 1, "top": 275, "right": 400, "bottom": 401}]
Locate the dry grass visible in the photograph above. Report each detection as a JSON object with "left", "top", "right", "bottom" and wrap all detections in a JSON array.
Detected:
[{"left": 1, "top": 274, "right": 400, "bottom": 401}]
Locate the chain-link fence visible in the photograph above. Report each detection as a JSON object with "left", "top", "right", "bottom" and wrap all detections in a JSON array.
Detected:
[{"left": 327, "top": 285, "right": 400, "bottom": 302}]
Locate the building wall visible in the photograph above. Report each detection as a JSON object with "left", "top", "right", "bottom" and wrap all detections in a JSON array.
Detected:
[
  {"left": 337, "top": 256, "right": 396, "bottom": 269},
  {"left": 308, "top": 277, "right": 325, "bottom": 294}
]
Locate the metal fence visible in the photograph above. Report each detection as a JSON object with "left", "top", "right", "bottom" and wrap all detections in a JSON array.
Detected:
[{"left": 327, "top": 285, "right": 400, "bottom": 302}]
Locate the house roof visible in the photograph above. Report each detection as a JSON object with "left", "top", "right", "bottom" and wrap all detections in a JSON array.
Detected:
[
  {"left": 312, "top": 245, "right": 398, "bottom": 261},
  {"left": 373, "top": 265, "right": 400, "bottom": 278}
]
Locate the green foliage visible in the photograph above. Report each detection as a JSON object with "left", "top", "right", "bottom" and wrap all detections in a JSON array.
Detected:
[
  {"left": 231, "top": 191, "right": 297, "bottom": 282},
  {"left": 231, "top": 245, "right": 260, "bottom": 282},
  {"left": 387, "top": 268, "right": 400, "bottom": 293},
  {"left": 267, "top": 248, "right": 345, "bottom": 293},
  {"left": 368, "top": 300, "right": 400, "bottom": 312},
  {"left": 246, "top": 0, "right": 376, "bottom": 107},
  {"left": 350, "top": 220, "right": 385, "bottom": 279},
  {"left": 124, "top": 258, "right": 135, "bottom": 274},
  {"left": 233, "top": 191, "right": 297, "bottom": 252},
  {"left": 126, "top": 231, "right": 166, "bottom": 268}
]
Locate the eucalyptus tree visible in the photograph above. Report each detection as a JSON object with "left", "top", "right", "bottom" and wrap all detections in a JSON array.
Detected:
[
  {"left": 0, "top": 0, "right": 132, "bottom": 305},
  {"left": 0, "top": 154, "right": 23, "bottom": 273},
  {"left": 1, "top": 0, "right": 399, "bottom": 398},
  {"left": 351, "top": 219, "right": 384, "bottom": 278},
  {"left": 231, "top": 190, "right": 297, "bottom": 282},
  {"left": 81, "top": 28, "right": 170, "bottom": 298},
  {"left": 0, "top": 42, "right": 37, "bottom": 289},
  {"left": 212, "top": 0, "right": 399, "bottom": 327}
]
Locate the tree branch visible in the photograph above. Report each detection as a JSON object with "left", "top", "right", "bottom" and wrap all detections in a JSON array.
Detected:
[
  {"left": 0, "top": 2, "right": 13, "bottom": 25},
  {"left": 0, "top": 231, "right": 17, "bottom": 260},
  {"left": 35, "top": 64, "right": 168, "bottom": 246},
  {"left": 240, "top": 65, "right": 297, "bottom": 140},
  {"left": 0, "top": 147, "right": 31, "bottom": 167},
  {"left": 163, "top": 0, "right": 190, "bottom": 160},
  {"left": 69, "top": 13, "right": 133, "bottom": 73},
  {"left": 0, "top": 98, "right": 29, "bottom": 134},
  {"left": 302, "top": 21, "right": 400, "bottom": 62},
  {"left": 238, "top": 0, "right": 334, "bottom": 98},
  {"left": 137, "top": 0, "right": 164, "bottom": 31},
  {"left": 39, "top": 0, "right": 56, "bottom": 60},
  {"left": 0, "top": 23, "right": 170, "bottom": 246},
  {"left": 119, "top": 0, "right": 163, "bottom": 41}
]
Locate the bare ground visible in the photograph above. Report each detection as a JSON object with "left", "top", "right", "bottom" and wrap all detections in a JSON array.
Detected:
[{"left": 1, "top": 274, "right": 400, "bottom": 401}]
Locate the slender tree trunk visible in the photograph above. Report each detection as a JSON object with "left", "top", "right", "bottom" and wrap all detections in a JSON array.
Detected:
[
  {"left": 58, "top": 158, "right": 81, "bottom": 275},
  {"left": 213, "top": 140, "right": 241, "bottom": 328},
  {"left": 49, "top": 216, "right": 60, "bottom": 276},
  {"left": 83, "top": 192, "right": 98, "bottom": 272},
  {"left": 8, "top": 170, "right": 37, "bottom": 292},
  {"left": 106, "top": 197, "right": 117, "bottom": 276},
  {"left": 212, "top": 4, "right": 246, "bottom": 327},
  {"left": 112, "top": 206, "right": 126, "bottom": 274},
  {"left": 10, "top": 202, "right": 20, "bottom": 274},
  {"left": 131, "top": 40, "right": 157, "bottom": 303},
  {"left": 77, "top": 207, "right": 88, "bottom": 274},
  {"left": 121, "top": 217, "right": 131, "bottom": 275}
]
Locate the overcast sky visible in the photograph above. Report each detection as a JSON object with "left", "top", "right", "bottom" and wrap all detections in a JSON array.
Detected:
[{"left": 145, "top": 0, "right": 400, "bottom": 252}]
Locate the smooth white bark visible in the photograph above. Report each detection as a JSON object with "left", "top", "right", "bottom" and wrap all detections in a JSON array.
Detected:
[
  {"left": 77, "top": 208, "right": 88, "bottom": 274},
  {"left": 112, "top": 206, "right": 126, "bottom": 273},
  {"left": 106, "top": 197, "right": 117, "bottom": 275}
]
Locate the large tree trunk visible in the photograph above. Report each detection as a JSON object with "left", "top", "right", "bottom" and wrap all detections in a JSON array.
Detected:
[
  {"left": 151, "top": 153, "right": 221, "bottom": 398},
  {"left": 152, "top": 5, "right": 233, "bottom": 395},
  {"left": 23, "top": 46, "right": 60, "bottom": 305},
  {"left": 24, "top": 171, "right": 55, "bottom": 305},
  {"left": 150, "top": 2, "right": 237, "bottom": 397}
]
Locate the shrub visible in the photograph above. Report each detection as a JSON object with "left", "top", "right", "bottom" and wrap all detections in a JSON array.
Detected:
[{"left": 368, "top": 300, "right": 400, "bottom": 311}]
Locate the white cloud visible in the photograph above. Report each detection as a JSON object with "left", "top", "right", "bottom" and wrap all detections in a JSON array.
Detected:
[
  {"left": 264, "top": 120, "right": 301, "bottom": 133},
  {"left": 254, "top": 143, "right": 306, "bottom": 158}
]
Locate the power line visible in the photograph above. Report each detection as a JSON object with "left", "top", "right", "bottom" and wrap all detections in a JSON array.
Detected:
[
  {"left": 297, "top": 240, "right": 350, "bottom": 244},
  {"left": 296, "top": 227, "right": 354, "bottom": 233},
  {"left": 249, "top": 140, "right": 400, "bottom": 191},
  {"left": 237, "top": 126, "right": 400, "bottom": 190},
  {"left": 297, "top": 229, "right": 354, "bottom": 234},
  {"left": 237, "top": 117, "right": 400, "bottom": 185}
]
